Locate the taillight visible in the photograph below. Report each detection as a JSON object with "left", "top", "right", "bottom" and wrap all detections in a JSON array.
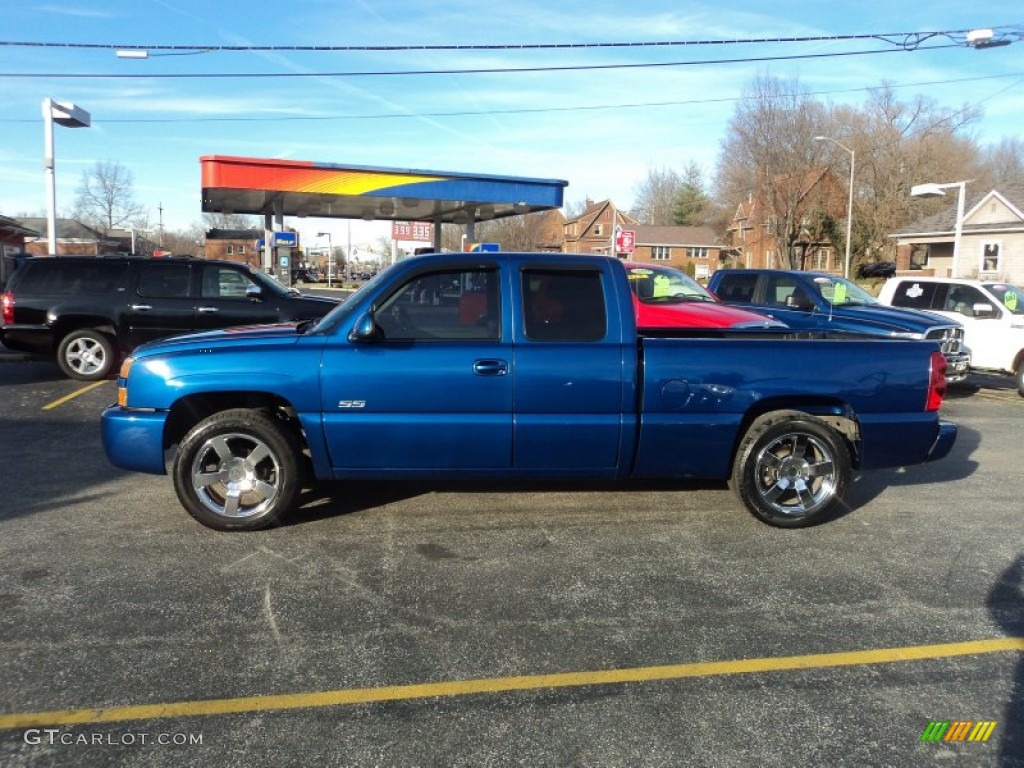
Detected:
[
  {"left": 926, "top": 350, "right": 947, "bottom": 412},
  {"left": 1, "top": 292, "right": 13, "bottom": 325}
]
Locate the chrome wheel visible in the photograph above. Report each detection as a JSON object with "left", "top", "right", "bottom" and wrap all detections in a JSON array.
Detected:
[
  {"left": 190, "top": 432, "right": 283, "bottom": 519},
  {"left": 57, "top": 329, "right": 116, "bottom": 380},
  {"left": 752, "top": 432, "right": 838, "bottom": 517}
]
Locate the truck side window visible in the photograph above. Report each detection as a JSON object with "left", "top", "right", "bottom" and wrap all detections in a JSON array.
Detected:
[
  {"left": 136, "top": 263, "right": 190, "bottom": 298},
  {"left": 376, "top": 268, "right": 500, "bottom": 341},
  {"left": 944, "top": 285, "right": 988, "bottom": 317},
  {"left": 522, "top": 269, "right": 606, "bottom": 341},
  {"left": 764, "top": 276, "right": 808, "bottom": 309},
  {"left": 715, "top": 274, "right": 757, "bottom": 303},
  {"left": 891, "top": 281, "right": 939, "bottom": 310},
  {"left": 201, "top": 266, "right": 256, "bottom": 299}
]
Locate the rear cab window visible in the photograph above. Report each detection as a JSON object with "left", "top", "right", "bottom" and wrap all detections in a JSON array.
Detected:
[
  {"left": 521, "top": 268, "right": 607, "bottom": 341},
  {"left": 714, "top": 273, "right": 759, "bottom": 303}
]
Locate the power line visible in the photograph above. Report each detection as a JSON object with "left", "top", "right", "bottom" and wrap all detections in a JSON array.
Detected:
[
  {"left": 3, "top": 72, "right": 1020, "bottom": 125},
  {"left": 0, "top": 27, "right": 1019, "bottom": 52},
  {"left": 0, "top": 43, "right": 967, "bottom": 79}
]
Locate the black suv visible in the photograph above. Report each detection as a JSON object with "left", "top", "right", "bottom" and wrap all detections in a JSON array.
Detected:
[{"left": 1, "top": 256, "right": 339, "bottom": 380}]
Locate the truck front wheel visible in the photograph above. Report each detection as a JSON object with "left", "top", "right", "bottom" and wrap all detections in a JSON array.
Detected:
[
  {"left": 173, "top": 409, "right": 301, "bottom": 531},
  {"left": 57, "top": 329, "right": 116, "bottom": 381},
  {"left": 731, "top": 412, "right": 851, "bottom": 528},
  {"left": 1015, "top": 362, "right": 1024, "bottom": 398}
]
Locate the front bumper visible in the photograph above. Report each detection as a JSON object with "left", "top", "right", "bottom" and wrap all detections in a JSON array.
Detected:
[
  {"left": 944, "top": 351, "right": 971, "bottom": 383},
  {"left": 101, "top": 405, "right": 169, "bottom": 475}
]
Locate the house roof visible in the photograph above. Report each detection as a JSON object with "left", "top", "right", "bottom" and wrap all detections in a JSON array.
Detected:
[
  {"left": 0, "top": 215, "right": 39, "bottom": 239},
  {"left": 894, "top": 183, "right": 1024, "bottom": 236},
  {"left": 17, "top": 217, "right": 110, "bottom": 241},
  {"left": 634, "top": 224, "right": 720, "bottom": 246}
]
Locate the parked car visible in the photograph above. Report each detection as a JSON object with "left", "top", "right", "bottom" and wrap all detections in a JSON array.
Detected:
[
  {"left": 291, "top": 267, "right": 321, "bottom": 284},
  {"left": 708, "top": 269, "right": 970, "bottom": 382},
  {"left": 1, "top": 256, "right": 339, "bottom": 380},
  {"left": 102, "top": 252, "right": 956, "bottom": 531},
  {"left": 856, "top": 260, "right": 897, "bottom": 279},
  {"left": 878, "top": 276, "right": 1024, "bottom": 397},
  {"left": 622, "top": 262, "right": 786, "bottom": 330}
]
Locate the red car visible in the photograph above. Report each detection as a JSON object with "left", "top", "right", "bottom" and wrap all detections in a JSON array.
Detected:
[{"left": 622, "top": 262, "right": 785, "bottom": 329}]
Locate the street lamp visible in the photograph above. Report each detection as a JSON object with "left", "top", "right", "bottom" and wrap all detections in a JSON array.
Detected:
[
  {"left": 317, "top": 231, "right": 333, "bottom": 287},
  {"left": 910, "top": 181, "right": 968, "bottom": 278},
  {"left": 43, "top": 98, "right": 90, "bottom": 254},
  {"left": 813, "top": 136, "right": 855, "bottom": 279}
]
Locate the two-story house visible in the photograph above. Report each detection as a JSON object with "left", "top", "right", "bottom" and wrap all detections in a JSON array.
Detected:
[{"left": 726, "top": 167, "right": 846, "bottom": 271}]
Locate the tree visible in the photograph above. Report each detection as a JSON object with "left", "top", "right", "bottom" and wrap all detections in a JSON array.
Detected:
[
  {"left": 671, "top": 162, "right": 712, "bottom": 226},
  {"left": 73, "top": 160, "right": 146, "bottom": 234},
  {"left": 716, "top": 74, "right": 830, "bottom": 269},
  {"left": 631, "top": 166, "right": 682, "bottom": 225}
]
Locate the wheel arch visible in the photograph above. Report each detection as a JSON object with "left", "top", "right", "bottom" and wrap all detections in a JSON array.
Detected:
[
  {"left": 729, "top": 397, "right": 860, "bottom": 474},
  {"left": 50, "top": 315, "right": 118, "bottom": 351},
  {"left": 163, "top": 391, "right": 307, "bottom": 455}
]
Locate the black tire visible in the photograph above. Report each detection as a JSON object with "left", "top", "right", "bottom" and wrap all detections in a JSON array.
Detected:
[
  {"left": 1015, "top": 362, "right": 1024, "bottom": 398},
  {"left": 731, "top": 411, "right": 851, "bottom": 528},
  {"left": 56, "top": 329, "right": 116, "bottom": 381},
  {"left": 172, "top": 409, "right": 301, "bottom": 531}
]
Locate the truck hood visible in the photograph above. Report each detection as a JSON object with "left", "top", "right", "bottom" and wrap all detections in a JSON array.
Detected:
[
  {"left": 823, "top": 304, "right": 957, "bottom": 332},
  {"left": 636, "top": 300, "right": 786, "bottom": 329},
  {"left": 132, "top": 323, "right": 306, "bottom": 358}
]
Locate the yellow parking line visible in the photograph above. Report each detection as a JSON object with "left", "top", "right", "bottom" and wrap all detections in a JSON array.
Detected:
[
  {"left": 41, "top": 380, "right": 110, "bottom": 411},
  {"left": 0, "top": 636, "right": 1020, "bottom": 729}
]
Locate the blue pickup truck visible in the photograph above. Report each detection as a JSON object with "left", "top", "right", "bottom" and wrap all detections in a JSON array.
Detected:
[
  {"left": 101, "top": 253, "right": 956, "bottom": 531},
  {"left": 707, "top": 269, "right": 970, "bottom": 382}
]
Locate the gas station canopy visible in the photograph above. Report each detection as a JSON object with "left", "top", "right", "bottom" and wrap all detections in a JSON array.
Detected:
[{"left": 200, "top": 155, "right": 568, "bottom": 224}]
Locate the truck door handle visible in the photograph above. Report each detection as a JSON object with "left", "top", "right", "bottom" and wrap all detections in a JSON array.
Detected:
[
  {"left": 197, "top": 306, "right": 220, "bottom": 314},
  {"left": 473, "top": 359, "right": 508, "bottom": 376},
  {"left": 130, "top": 304, "right": 152, "bottom": 311}
]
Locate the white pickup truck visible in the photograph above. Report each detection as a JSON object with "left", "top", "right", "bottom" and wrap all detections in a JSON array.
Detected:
[{"left": 878, "top": 276, "right": 1024, "bottom": 397}]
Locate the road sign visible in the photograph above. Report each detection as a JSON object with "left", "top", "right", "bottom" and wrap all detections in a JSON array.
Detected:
[
  {"left": 615, "top": 228, "right": 635, "bottom": 254},
  {"left": 271, "top": 231, "right": 298, "bottom": 247}
]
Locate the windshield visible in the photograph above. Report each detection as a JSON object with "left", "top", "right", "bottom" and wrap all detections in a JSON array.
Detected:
[
  {"left": 810, "top": 275, "right": 878, "bottom": 307},
  {"left": 625, "top": 264, "right": 714, "bottom": 303},
  {"left": 983, "top": 283, "right": 1024, "bottom": 315}
]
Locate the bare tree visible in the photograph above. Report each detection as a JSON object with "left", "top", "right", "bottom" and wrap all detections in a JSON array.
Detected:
[
  {"left": 73, "top": 160, "right": 147, "bottom": 234},
  {"left": 631, "top": 165, "right": 682, "bottom": 225},
  {"left": 716, "top": 74, "right": 830, "bottom": 269}
]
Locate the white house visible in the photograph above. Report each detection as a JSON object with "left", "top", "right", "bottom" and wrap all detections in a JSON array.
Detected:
[{"left": 890, "top": 183, "right": 1024, "bottom": 283}]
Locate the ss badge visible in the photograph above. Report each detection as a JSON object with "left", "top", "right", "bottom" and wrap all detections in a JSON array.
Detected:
[{"left": 338, "top": 400, "right": 367, "bottom": 409}]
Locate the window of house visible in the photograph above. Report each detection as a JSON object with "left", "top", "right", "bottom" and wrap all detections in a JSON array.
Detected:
[
  {"left": 813, "top": 249, "right": 832, "bottom": 271},
  {"left": 225, "top": 244, "right": 234, "bottom": 256},
  {"left": 652, "top": 246, "right": 671, "bottom": 261},
  {"left": 980, "top": 242, "right": 1001, "bottom": 273},
  {"left": 238, "top": 245, "right": 246, "bottom": 254},
  {"left": 594, "top": 224, "right": 603, "bottom": 236},
  {"left": 686, "top": 247, "right": 708, "bottom": 259}
]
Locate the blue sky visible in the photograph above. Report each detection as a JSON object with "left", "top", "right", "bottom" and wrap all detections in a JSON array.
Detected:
[{"left": 1, "top": 1, "right": 1022, "bottom": 250}]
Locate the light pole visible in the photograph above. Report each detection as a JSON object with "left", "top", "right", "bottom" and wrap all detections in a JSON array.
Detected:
[
  {"left": 813, "top": 136, "right": 855, "bottom": 279},
  {"left": 43, "top": 99, "right": 90, "bottom": 254},
  {"left": 317, "top": 231, "right": 333, "bottom": 287},
  {"left": 910, "top": 181, "right": 968, "bottom": 278}
]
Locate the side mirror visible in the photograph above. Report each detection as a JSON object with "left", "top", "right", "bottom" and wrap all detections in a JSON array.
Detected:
[
  {"left": 245, "top": 284, "right": 263, "bottom": 301},
  {"left": 348, "top": 311, "right": 379, "bottom": 342},
  {"left": 973, "top": 302, "right": 997, "bottom": 318}
]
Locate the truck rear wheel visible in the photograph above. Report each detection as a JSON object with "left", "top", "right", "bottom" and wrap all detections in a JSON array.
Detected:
[
  {"left": 731, "top": 411, "right": 851, "bottom": 528},
  {"left": 172, "top": 409, "right": 301, "bottom": 531},
  {"left": 57, "top": 329, "right": 116, "bottom": 381},
  {"left": 1015, "top": 362, "right": 1024, "bottom": 398}
]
